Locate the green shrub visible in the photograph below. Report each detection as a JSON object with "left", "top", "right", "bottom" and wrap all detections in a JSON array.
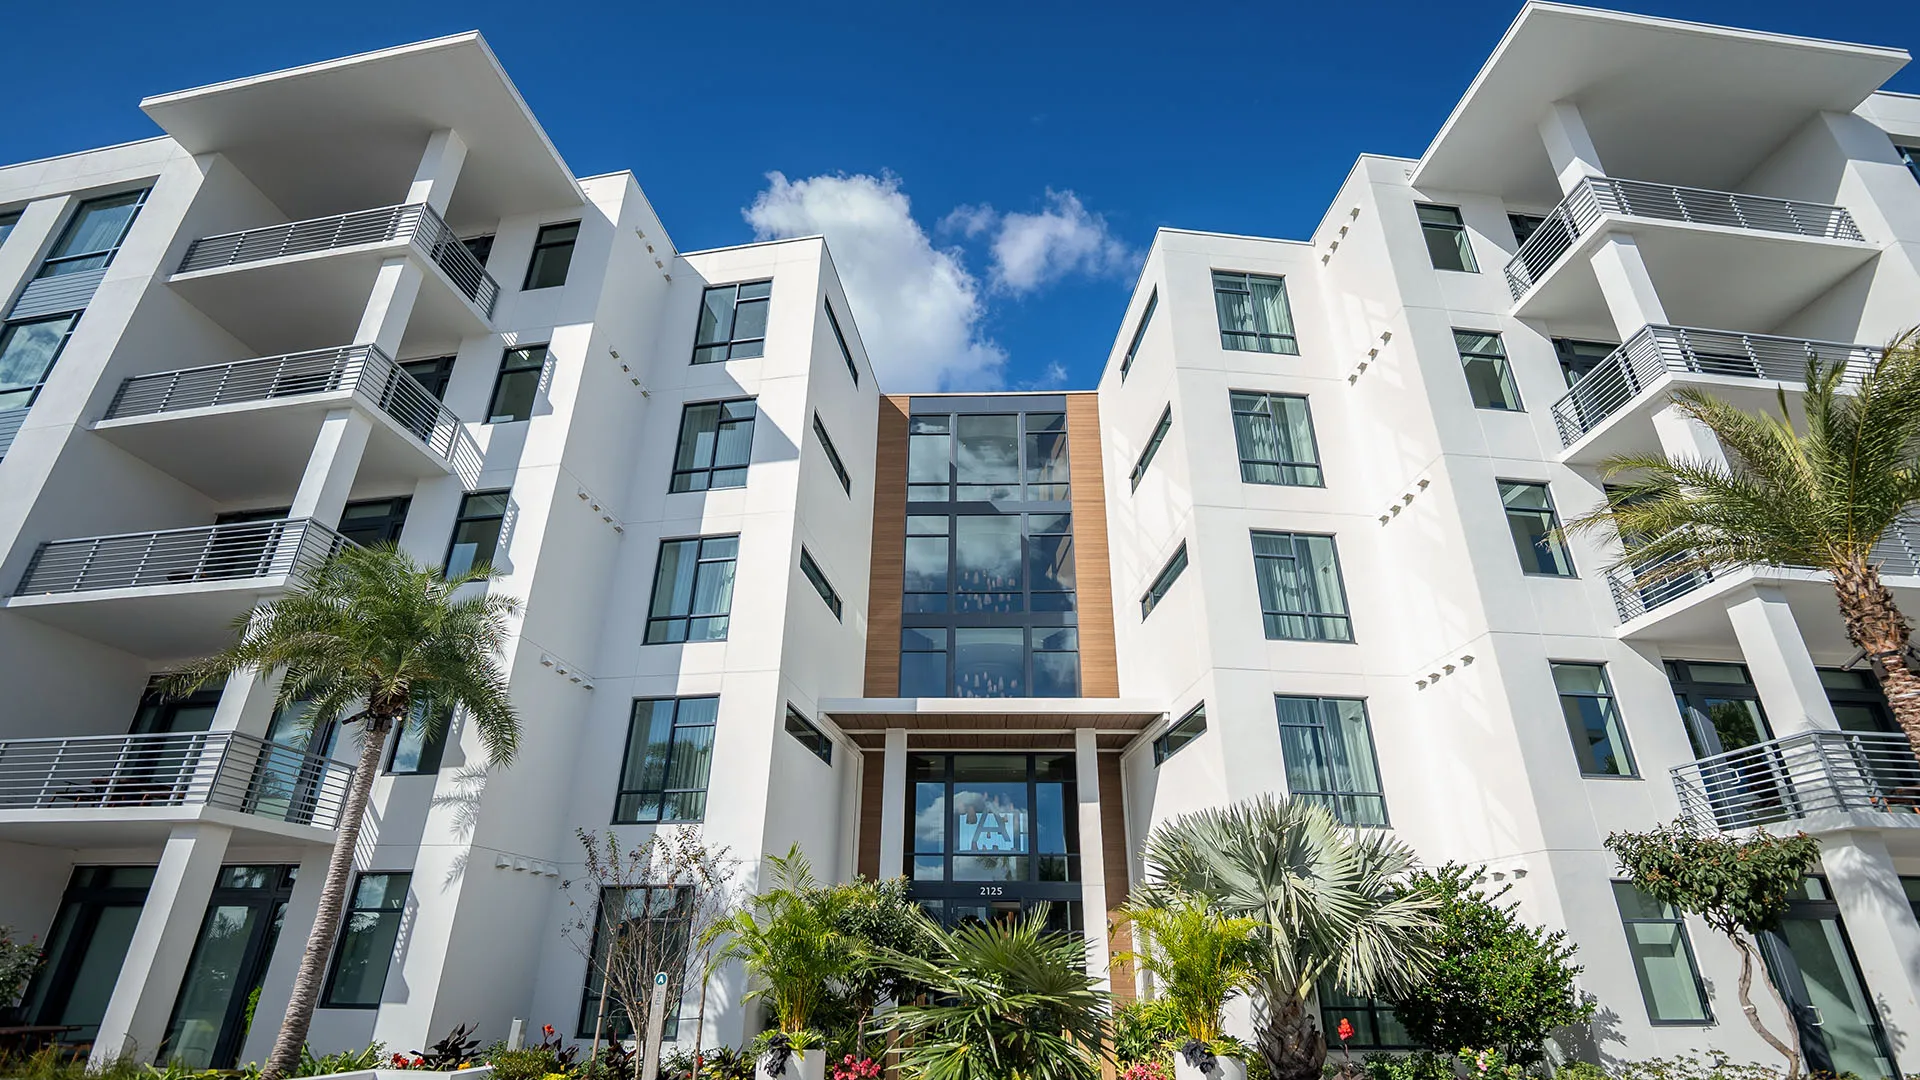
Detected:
[
  {"left": 1617, "top": 1054, "right": 1786, "bottom": 1080},
  {"left": 1111, "top": 998, "right": 1184, "bottom": 1066},
  {"left": 1357, "top": 1051, "right": 1454, "bottom": 1080},
  {"left": 1554, "top": 1063, "right": 1608, "bottom": 1080},
  {"left": 490, "top": 1047, "right": 561, "bottom": 1080}
]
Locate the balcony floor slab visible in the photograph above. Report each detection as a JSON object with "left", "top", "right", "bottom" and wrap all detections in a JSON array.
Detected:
[
  {"left": 1616, "top": 565, "right": 1920, "bottom": 653},
  {"left": 3, "top": 575, "right": 299, "bottom": 661},
  {"left": 1559, "top": 370, "right": 1820, "bottom": 466},
  {"left": 0, "top": 804, "right": 338, "bottom": 847}
]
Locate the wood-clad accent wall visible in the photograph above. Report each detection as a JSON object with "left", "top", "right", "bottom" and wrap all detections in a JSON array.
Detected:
[
  {"left": 863, "top": 394, "right": 912, "bottom": 697},
  {"left": 1098, "top": 752, "right": 1136, "bottom": 1001},
  {"left": 857, "top": 750, "right": 885, "bottom": 879},
  {"left": 1066, "top": 394, "right": 1119, "bottom": 697}
]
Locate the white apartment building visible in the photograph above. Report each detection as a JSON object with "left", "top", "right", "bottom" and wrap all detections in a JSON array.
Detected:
[{"left": 2, "top": 4, "right": 1919, "bottom": 1077}]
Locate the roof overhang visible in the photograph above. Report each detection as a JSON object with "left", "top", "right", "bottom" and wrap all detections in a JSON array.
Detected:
[
  {"left": 1412, "top": 2, "right": 1909, "bottom": 206},
  {"left": 141, "top": 32, "right": 582, "bottom": 230},
  {"left": 819, "top": 698, "right": 1165, "bottom": 733}
]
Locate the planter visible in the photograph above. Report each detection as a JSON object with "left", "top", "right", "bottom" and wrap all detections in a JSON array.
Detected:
[
  {"left": 328, "top": 1068, "right": 495, "bottom": 1080},
  {"left": 755, "top": 1047, "right": 824, "bottom": 1080},
  {"left": 1174, "top": 1052, "right": 1247, "bottom": 1080}
]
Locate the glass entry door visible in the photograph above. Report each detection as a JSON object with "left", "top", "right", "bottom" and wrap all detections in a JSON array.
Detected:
[
  {"left": 906, "top": 753, "right": 1082, "bottom": 933},
  {"left": 21, "top": 867, "right": 156, "bottom": 1044},
  {"left": 1759, "top": 879, "right": 1898, "bottom": 1080},
  {"left": 162, "top": 865, "right": 297, "bottom": 1069},
  {"left": 1667, "top": 661, "right": 1798, "bottom": 826}
]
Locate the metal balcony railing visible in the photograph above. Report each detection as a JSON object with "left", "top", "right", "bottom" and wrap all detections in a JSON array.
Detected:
[
  {"left": 1605, "top": 519, "right": 1920, "bottom": 622},
  {"left": 1672, "top": 730, "right": 1920, "bottom": 832},
  {"left": 178, "top": 203, "right": 499, "bottom": 316},
  {"left": 1550, "top": 326, "right": 1882, "bottom": 446},
  {"left": 1504, "top": 177, "right": 1865, "bottom": 299},
  {"left": 104, "top": 345, "right": 464, "bottom": 459},
  {"left": 0, "top": 730, "right": 352, "bottom": 829},
  {"left": 15, "top": 518, "right": 349, "bottom": 596}
]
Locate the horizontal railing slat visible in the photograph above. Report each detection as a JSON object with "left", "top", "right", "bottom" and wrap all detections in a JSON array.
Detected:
[
  {"left": 1671, "top": 729, "right": 1920, "bottom": 832},
  {"left": 16, "top": 519, "right": 351, "bottom": 595},
  {"left": 1608, "top": 518, "right": 1920, "bottom": 622}
]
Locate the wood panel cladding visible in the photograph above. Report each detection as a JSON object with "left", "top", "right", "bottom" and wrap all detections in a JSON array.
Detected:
[
  {"left": 1098, "top": 751, "right": 1136, "bottom": 1001},
  {"left": 857, "top": 750, "right": 885, "bottom": 880},
  {"left": 863, "top": 395, "right": 912, "bottom": 697},
  {"left": 1066, "top": 394, "right": 1119, "bottom": 697}
]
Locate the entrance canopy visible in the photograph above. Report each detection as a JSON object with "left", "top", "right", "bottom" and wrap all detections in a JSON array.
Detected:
[{"left": 819, "top": 697, "right": 1165, "bottom": 752}]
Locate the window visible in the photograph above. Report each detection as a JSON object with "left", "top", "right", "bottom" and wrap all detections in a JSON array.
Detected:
[
  {"left": 1554, "top": 663, "right": 1635, "bottom": 777},
  {"left": 1153, "top": 704, "right": 1206, "bottom": 765},
  {"left": 0, "top": 314, "right": 80, "bottom": 410},
  {"left": 1130, "top": 406, "right": 1172, "bottom": 492},
  {"left": 908, "top": 410, "right": 1070, "bottom": 503},
  {"left": 577, "top": 884, "right": 692, "bottom": 1040},
  {"left": 900, "top": 628, "right": 948, "bottom": 698},
  {"left": 1211, "top": 271, "right": 1299, "bottom": 354},
  {"left": 487, "top": 345, "right": 547, "bottom": 423},
  {"left": 1251, "top": 532, "right": 1352, "bottom": 642},
  {"left": 1455, "top": 330, "right": 1522, "bottom": 411},
  {"left": 1508, "top": 213, "right": 1547, "bottom": 247},
  {"left": 522, "top": 222, "right": 578, "bottom": 289},
  {"left": 1613, "top": 882, "right": 1711, "bottom": 1024},
  {"left": 1500, "top": 481, "right": 1575, "bottom": 576},
  {"left": 1230, "top": 391, "right": 1322, "bottom": 486},
  {"left": 322, "top": 872, "right": 410, "bottom": 1007},
  {"left": 1900, "top": 145, "right": 1920, "bottom": 183},
  {"left": 1120, "top": 289, "right": 1157, "bottom": 379},
  {"left": 1551, "top": 338, "right": 1617, "bottom": 389},
  {"left": 813, "top": 414, "right": 852, "bottom": 494},
  {"left": 784, "top": 705, "right": 833, "bottom": 764},
  {"left": 693, "top": 280, "right": 771, "bottom": 364},
  {"left": 1140, "top": 542, "right": 1188, "bottom": 619},
  {"left": 336, "top": 496, "right": 410, "bottom": 548},
  {"left": 645, "top": 537, "right": 739, "bottom": 643},
  {"left": 398, "top": 355, "right": 455, "bottom": 400},
  {"left": 39, "top": 190, "right": 147, "bottom": 278},
  {"left": 444, "top": 490, "right": 510, "bottom": 577},
  {"left": 1417, "top": 204, "right": 1478, "bottom": 272},
  {"left": 388, "top": 700, "right": 451, "bottom": 775},
  {"left": 1317, "top": 979, "right": 1413, "bottom": 1049},
  {"left": 614, "top": 697, "right": 718, "bottom": 823},
  {"left": 1818, "top": 668, "right": 1901, "bottom": 735},
  {"left": 1276, "top": 696, "right": 1387, "bottom": 826},
  {"left": 460, "top": 234, "right": 495, "bottom": 268},
  {"left": 670, "top": 399, "right": 756, "bottom": 492},
  {"left": 825, "top": 299, "right": 858, "bottom": 385},
  {"left": 899, "top": 625, "right": 1080, "bottom": 699},
  {"left": 799, "top": 548, "right": 842, "bottom": 620},
  {"left": 0, "top": 211, "right": 19, "bottom": 247}
]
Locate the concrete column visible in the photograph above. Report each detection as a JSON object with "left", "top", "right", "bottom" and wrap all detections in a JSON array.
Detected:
[
  {"left": 406, "top": 129, "right": 468, "bottom": 215},
  {"left": 290, "top": 407, "right": 375, "bottom": 530},
  {"left": 878, "top": 729, "right": 907, "bottom": 879},
  {"left": 1819, "top": 832, "right": 1920, "bottom": 1045},
  {"left": 1588, "top": 234, "right": 1668, "bottom": 340},
  {"left": 91, "top": 824, "right": 233, "bottom": 1065},
  {"left": 1538, "top": 101, "right": 1608, "bottom": 195},
  {"left": 1073, "top": 728, "right": 1111, "bottom": 990},
  {"left": 353, "top": 256, "right": 425, "bottom": 358},
  {"left": 237, "top": 846, "right": 336, "bottom": 1065},
  {"left": 205, "top": 671, "right": 278, "bottom": 738},
  {"left": 0, "top": 196, "right": 72, "bottom": 301},
  {"left": 1651, "top": 400, "right": 1731, "bottom": 470},
  {"left": 1725, "top": 586, "right": 1841, "bottom": 735}
]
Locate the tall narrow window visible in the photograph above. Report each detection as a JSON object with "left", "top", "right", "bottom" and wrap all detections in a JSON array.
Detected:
[
  {"left": 1120, "top": 289, "right": 1158, "bottom": 379},
  {"left": 1554, "top": 662, "right": 1635, "bottom": 777},
  {"left": 39, "top": 190, "right": 147, "bottom": 278},
  {"left": 387, "top": 700, "right": 451, "bottom": 776},
  {"left": 799, "top": 548, "right": 842, "bottom": 620},
  {"left": 614, "top": 697, "right": 718, "bottom": 822},
  {"left": 0, "top": 314, "right": 80, "bottom": 410},
  {"left": 1231, "top": 391, "right": 1322, "bottom": 486},
  {"left": 784, "top": 705, "right": 833, "bottom": 764},
  {"left": 577, "top": 885, "right": 691, "bottom": 1040},
  {"left": 671, "top": 399, "right": 756, "bottom": 492},
  {"left": 1500, "top": 481, "right": 1575, "bottom": 576},
  {"left": 398, "top": 355, "right": 456, "bottom": 400},
  {"left": 1130, "top": 406, "right": 1172, "bottom": 492},
  {"left": 522, "top": 222, "right": 578, "bottom": 289},
  {"left": 488, "top": 345, "right": 547, "bottom": 423},
  {"left": 908, "top": 415, "right": 953, "bottom": 502},
  {"left": 693, "top": 280, "right": 772, "bottom": 363},
  {"left": 813, "top": 414, "right": 851, "bottom": 494},
  {"left": 1276, "top": 696, "right": 1387, "bottom": 826},
  {"left": 825, "top": 299, "right": 858, "bottom": 385},
  {"left": 900, "top": 627, "right": 948, "bottom": 697},
  {"left": 1212, "top": 272, "right": 1299, "bottom": 354},
  {"left": 1417, "top": 205, "right": 1478, "bottom": 272},
  {"left": 1251, "top": 532, "right": 1352, "bottom": 642},
  {"left": 1153, "top": 704, "right": 1206, "bottom": 765},
  {"left": 444, "top": 490, "right": 510, "bottom": 577},
  {"left": 0, "top": 211, "right": 20, "bottom": 247},
  {"left": 1140, "top": 542, "right": 1188, "bottom": 619},
  {"left": 460, "top": 234, "right": 495, "bottom": 268},
  {"left": 1455, "top": 330, "right": 1522, "bottom": 411},
  {"left": 645, "top": 537, "right": 739, "bottom": 643},
  {"left": 322, "top": 872, "right": 410, "bottom": 1007},
  {"left": 1552, "top": 338, "right": 1617, "bottom": 389},
  {"left": 1613, "top": 883, "right": 1711, "bottom": 1024}
]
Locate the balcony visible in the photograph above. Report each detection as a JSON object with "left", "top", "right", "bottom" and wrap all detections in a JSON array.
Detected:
[
  {"left": 4, "top": 519, "right": 348, "bottom": 660},
  {"left": 169, "top": 203, "right": 497, "bottom": 355},
  {"left": 1672, "top": 730, "right": 1920, "bottom": 834},
  {"left": 1550, "top": 325, "right": 1881, "bottom": 462},
  {"left": 0, "top": 731, "right": 351, "bottom": 844},
  {"left": 93, "top": 345, "right": 478, "bottom": 502},
  {"left": 1501, "top": 178, "right": 1875, "bottom": 331}
]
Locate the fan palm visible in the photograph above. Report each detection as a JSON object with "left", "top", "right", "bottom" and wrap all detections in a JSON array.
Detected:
[
  {"left": 1116, "top": 893, "right": 1260, "bottom": 1045},
  {"left": 878, "top": 908, "right": 1108, "bottom": 1080},
  {"left": 702, "top": 846, "right": 855, "bottom": 1035},
  {"left": 1565, "top": 334, "right": 1920, "bottom": 755},
  {"left": 167, "top": 544, "right": 521, "bottom": 1080},
  {"left": 1140, "top": 796, "right": 1438, "bottom": 1080}
]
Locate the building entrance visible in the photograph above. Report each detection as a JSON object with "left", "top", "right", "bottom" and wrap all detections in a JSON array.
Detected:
[{"left": 905, "top": 753, "right": 1082, "bottom": 932}]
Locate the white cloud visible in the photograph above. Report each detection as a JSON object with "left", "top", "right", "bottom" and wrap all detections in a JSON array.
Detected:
[
  {"left": 1014, "top": 361, "right": 1071, "bottom": 391},
  {"left": 987, "top": 190, "right": 1134, "bottom": 294},
  {"left": 939, "top": 203, "right": 998, "bottom": 239},
  {"left": 744, "top": 171, "right": 1005, "bottom": 392}
]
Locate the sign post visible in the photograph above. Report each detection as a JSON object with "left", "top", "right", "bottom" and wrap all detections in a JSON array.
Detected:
[{"left": 639, "top": 971, "right": 670, "bottom": 1080}]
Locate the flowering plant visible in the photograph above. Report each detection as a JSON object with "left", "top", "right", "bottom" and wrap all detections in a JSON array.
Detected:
[
  {"left": 831, "top": 1056, "right": 882, "bottom": 1080},
  {"left": 389, "top": 1053, "right": 430, "bottom": 1069},
  {"left": 1121, "top": 1061, "right": 1172, "bottom": 1080}
]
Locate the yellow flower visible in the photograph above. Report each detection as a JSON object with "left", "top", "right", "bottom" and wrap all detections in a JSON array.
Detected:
[{"left": 459, "top": 1066, "right": 472, "bottom": 1071}]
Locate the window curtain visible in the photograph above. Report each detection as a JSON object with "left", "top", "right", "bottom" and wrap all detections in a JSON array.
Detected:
[
  {"left": 691, "top": 546, "right": 736, "bottom": 617},
  {"left": 1214, "top": 276, "right": 1253, "bottom": 333},
  {"left": 1250, "top": 277, "right": 1294, "bottom": 338}
]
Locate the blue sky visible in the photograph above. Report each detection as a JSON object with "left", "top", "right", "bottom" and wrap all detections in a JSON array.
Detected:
[{"left": 9, "top": 0, "right": 1919, "bottom": 391}]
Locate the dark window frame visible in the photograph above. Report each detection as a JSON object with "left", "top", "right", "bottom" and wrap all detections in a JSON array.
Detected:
[
  {"left": 669, "top": 398, "right": 757, "bottom": 493},
  {"left": 907, "top": 409, "right": 1070, "bottom": 504},
  {"left": 612, "top": 697, "right": 719, "bottom": 824},
  {"left": 1211, "top": 270, "right": 1300, "bottom": 354},
  {"left": 460, "top": 234, "right": 495, "bottom": 269},
  {"left": 1552, "top": 661, "right": 1637, "bottom": 778},
  {"left": 813, "top": 413, "right": 852, "bottom": 495},
  {"left": 1499, "top": 479, "right": 1576, "bottom": 577},
  {"left": 1551, "top": 337, "right": 1618, "bottom": 389},
  {"left": 320, "top": 871, "right": 411, "bottom": 1009},
  {"left": 692, "top": 280, "right": 773, "bottom": 364},
  {"left": 1507, "top": 213, "right": 1547, "bottom": 248},
  {"left": 38, "top": 189, "right": 149, "bottom": 279},
  {"left": 824, "top": 298, "right": 858, "bottom": 385},
  {"left": 1152, "top": 703, "right": 1207, "bottom": 765},
  {"left": 443, "top": 490, "right": 511, "bottom": 577},
  {"left": 784, "top": 705, "right": 833, "bottom": 765},
  {"left": 398, "top": 355, "right": 456, "bottom": 400},
  {"left": 1317, "top": 978, "right": 1415, "bottom": 1050},
  {"left": 1275, "top": 695, "right": 1389, "bottom": 827},
  {"left": 0, "top": 313, "right": 81, "bottom": 411},
  {"left": 1454, "top": 328, "right": 1523, "bottom": 411},
  {"left": 487, "top": 344, "right": 548, "bottom": 423},
  {"left": 1613, "top": 880, "right": 1714, "bottom": 1026},
  {"left": 0, "top": 210, "right": 20, "bottom": 247},
  {"left": 644, "top": 536, "right": 740, "bottom": 644},
  {"left": 1140, "top": 542, "right": 1189, "bottom": 620},
  {"left": 522, "top": 221, "right": 579, "bottom": 290},
  {"left": 799, "top": 547, "right": 843, "bottom": 620},
  {"left": 1119, "top": 289, "right": 1158, "bottom": 380},
  {"left": 575, "top": 883, "right": 692, "bottom": 1041},
  {"left": 1230, "top": 390, "right": 1323, "bottom": 487},
  {"left": 1130, "top": 406, "right": 1172, "bottom": 492},
  {"left": 1251, "top": 531, "right": 1354, "bottom": 643},
  {"left": 1417, "top": 203, "right": 1479, "bottom": 273},
  {"left": 1899, "top": 145, "right": 1920, "bottom": 184},
  {"left": 386, "top": 700, "right": 451, "bottom": 776}
]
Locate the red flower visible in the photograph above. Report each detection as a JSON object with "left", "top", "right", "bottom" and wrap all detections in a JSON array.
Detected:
[
  {"left": 543, "top": 1025, "right": 555, "bottom": 1036},
  {"left": 413, "top": 1058, "right": 426, "bottom": 1067},
  {"left": 393, "top": 1054, "right": 407, "bottom": 1065},
  {"left": 1337, "top": 1018, "right": 1355, "bottom": 1043}
]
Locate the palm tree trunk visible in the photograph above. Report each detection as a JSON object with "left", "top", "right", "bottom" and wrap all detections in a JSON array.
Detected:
[
  {"left": 1255, "top": 993, "right": 1325, "bottom": 1080},
  {"left": 1831, "top": 560, "right": 1920, "bottom": 757},
  {"left": 259, "top": 716, "right": 394, "bottom": 1080},
  {"left": 1730, "top": 933, "right": 1801, "bottom": 1079}
]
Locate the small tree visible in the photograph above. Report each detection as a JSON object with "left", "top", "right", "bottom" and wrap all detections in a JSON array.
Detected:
[
  {"left": 1116, "top": 893, "right": 1261, "bottom": 1049},
  {"left": 0, "top": 927, "right": 44, "bottom": 1017},
  {"left": 702, "top": 846, "right": 855, "bottom": 1037},
  {"left": 1380, "top": 864, "right": 1591, "bottom": 1064},
  {"left": 1607, "top": 825, "right": 1821, "bottom": 1078},
  {"left": 563, "top": 828, "right": 738, "bottom": 1079},
  {"left": 822, "top": 875, "right": 940, "bottom": 1048}
]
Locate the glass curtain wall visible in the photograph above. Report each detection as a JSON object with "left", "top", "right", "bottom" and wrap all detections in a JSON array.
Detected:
[{"left": 906, "top": 753, "right": 1082, "bottom": 932}]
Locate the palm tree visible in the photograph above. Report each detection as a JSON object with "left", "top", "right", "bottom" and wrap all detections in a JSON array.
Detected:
[
  {"left": 1140, "top": 796, "right": 1438, "bottom": 1080},
  {"left": 1565, "top": 334, "right": 1920, "bottom": 755},
  {"left": 702, "top": 846, "right": 855, "bottom": 1036},
  {"left": 878, "top": 908, "right": 1108, "bottom": 1080},
  {"left": 1116, "top": 893, "right": 1260, "bottom": 1047},
  {"left": 168, "top": 544, "right": 520, "bottom": 1080}
]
